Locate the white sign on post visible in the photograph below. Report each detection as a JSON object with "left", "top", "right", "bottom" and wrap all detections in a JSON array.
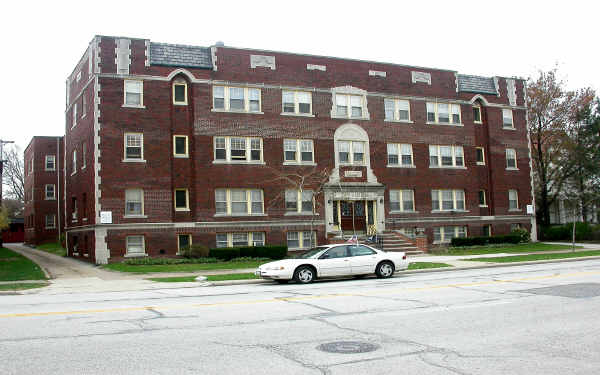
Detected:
[
  {"left": 100, "top": 211, "right": 113, "bottom": 224},
  {"left": 526, "top": 205, "right": 534, "bottom": 215}
]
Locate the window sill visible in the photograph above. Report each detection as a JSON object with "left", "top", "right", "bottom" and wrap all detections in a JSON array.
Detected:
[
  {"left": 45, "top": 227, "right": 56, "bottom": 230},
  {"left": 174, "top": 155, "right": 189, "bottom": 159},
  {"left": 175, "top": 208, "right": 190, "bottom": 212},
  {"left": 211, "top": 108, "right": 264, "bottom": 115},
  {"left": 283, "top": 161, "right": 317, "bottom": 166},
  {"left": 122, "top": 104, "right": 146, "bottom": 109},
  {"left": 122, "top": 159, "right": 147, "bottom": 163},
  {"left": 82, "top": 166, "right": 86, "bottom": 170},
  {"left": 426, "top": 122, "right": 464, "bottom": 127},
  {"left": 213, "top": 160, "right": 265, "bottom": 165},
  {"left": 83, "top": 254, "right": 89, "bottom": 258},
  {"left": 284, "top": 212, "right": 319, "bottom": 216},
  {"left": 331, "top": 115, "right": 370, "bottom": 121},
  {"left": 83, "top": 218, "right": 88, "bottom": 221},
  {"left": 502, "top": 126, "right": 516, "bottom": 130},
  {"left": 214, "top": 213, "right": 267, "bottom": 217},
  {"left": 124, "top": 215, "right": 148, "bottom": 219},
  {"left": 72, "top": 252, "right": 79, "bottom": 256},
  {"left": 280, "top": 112, "right": 315, "bottom": 118},
  {"left": 508, "top": 208, "right": 522, "bottom": 212},
  {"left": 506, "top": 167, "right": 519, "bottom": 171},
  {"left": 338, "top": 163, "right": 365, "bottom": 167},
  {"left": 476, "top": 162, "right": 485, "bottom": 166},
  {"left": 432, "top": 241, "right": 451, "bottom": 245},
  {"left": 429, "top": 166, "right": 467, "bottom": 170},
  {"left": 431, "top": 210, "right": 470, "bottom": 213},
  {"left": 45, "top": 198, "right": 56, "bottom": 201},
  {"left": 389, "top": 210, "right": 419, "bottom": 214},
  {"left": 479, "top": 205, "right": 488, "bottom": 208},
  {"left": 45, "top": 169, "right": 56, "bottom": 172},
  {"left": 474, "top": 121, "right": 483, "bottom": 125},
  {"left": 124, "top": 253, "right": 148, "bottom": 258},
  {"left": 385, "top": 119, "right": 414, "bottom": 124},
  {"left": 173, "top": 102, "right": 188, "bottom": 106},
  {"left": 387, "top": 164, "right": 416, "bottom": 168}
]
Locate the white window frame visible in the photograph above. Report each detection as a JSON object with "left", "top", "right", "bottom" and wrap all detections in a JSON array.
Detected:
[
  {"left": 125, "top": 235, "right": 146, "bottom": 257},
  {"left": 434, "top": 226, "right": 467, "bottom": 244},
  {"left": 82, "top": 94, "right": 87, "bottom": 118},
  {"left": 173, "top": 80, "right": 188, "bottom": 105},
  {"left": 177, "top": 234, "right": 192, "bottom": 253},
  {"left": 72, "top": 103, "right": 78, "bottom": 128},
  {"left": 476, "top": 147, "right": 485, "bottom": 165},
  {"left": 387, "top": 143, "right": 414, "bottom": 167},
  {"left": 287, "top": 231, "right": 316, "bottom": 250},
  {"left": 82, "top": 143, "right": 86, "bottom": 169},
  {"left": 426, "top": 102, "right": 462, "bottom": 125},
  {"left": 213, "top": 136, "right": 263, "bottom": 164},
  {"left": 337, "top": 140, "right": 366, "bottom": 166},
  {"left": 389, "top": 189, "right": 415, "bottom": 212},
  {"left": 123, "top": 133, "right": 145, "bottom": 162},
  {"left": 212, "top": 86, "right": 262, "bottom": 113},
  {"left": 44, "top": 184, "right": 56, "bottom": 200},
  {"left": 283, "top": 139, "right": 315, "bottom": 165},
  {"left": 174, "top": 188, "right": 190, "bottom": 211},
  {"left": 502, "top": 109, "right": 514, "bottom": 129},
  {"left": 124, "top": 189, "right": 145, "bottom": 217},
  {"left": 429, "top": 145, "right": 465, "bottom": 168},
  {"left": 285, "top": 189, "right": 314, "bottom": 215},
  {"left": 215, "top": 232, "right": 266, "bottom": 248},
  {"left": 173, "top": 135, "right": 189, "bottom": 158},
  {"left": 384, "top": 98, "right": 412, "bottom": 122},
  {"left": 45, "top": 155, "right": 56, "bottom": 171},
  {"left": 473, "top": 105, "right": 482, "bottom": 124},
  {"left": 431, "top": 189, "right": 466, "bottom": 212},
  {"left": 71, "top": 149, "right": 77, "bottom": 175},
  {"left": 506, "top": 148, "right": 518, "bottom": 169},
  {"left": 123, "top": 80, "right": 144, "bottom": 108},
  {"left": 334, "top": 93, "right": 366, "bottom": 119},
  {"left": 478, "top": 189, "right": 487, "bottom": 207},
  {"left": 509, "top": 189, "right": 519, "bottom": 210},
  {"left": 45, "top": 214, "right": 56, "bottom": 229},
  {"left": 29, "top": 158, "right": 34, "bottom": 174},
  {"left": 214, "top": 189, "right": 265, "bottom": 216},
  {"left": 281, "top": 90, "right": 313, "bottom": 116}
]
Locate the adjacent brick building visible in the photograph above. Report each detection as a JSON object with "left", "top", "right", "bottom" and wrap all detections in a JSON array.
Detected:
[
  {"left": 23, "top": 136, "right": 64, "bottom": 245},
  {"left": 42, "top": 35, "right": 536, "bottom": 264}
]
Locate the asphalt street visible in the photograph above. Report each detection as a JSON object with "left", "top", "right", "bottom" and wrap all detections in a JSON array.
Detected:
[{"left": 1, "top": 259, "right": 600, "bottom": 374}]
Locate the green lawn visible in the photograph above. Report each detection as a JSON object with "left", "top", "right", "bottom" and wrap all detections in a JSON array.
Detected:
[
  {"left": 148, "top": 273, "right": 260, "bottom": 283},
  {"left": 0, "top": 283, "right": 48, "bottom": 291},
  {"left": 103, "top": 260, "right": 266, "bottom": 274},
  {"left": 443, "top": 242, "right": 580, "bottom": 256},
  {"left": 36, "top": 242, "right": 67, "bottom": 257},
  {"left": 0, "top": 247, "right": 47, "bottom": 281},
  {"left": 465, "top": 250, "right": 600, "bottom": 263},
  {"left": 408, "top": 262, "right": 453, "bottom": 270}
]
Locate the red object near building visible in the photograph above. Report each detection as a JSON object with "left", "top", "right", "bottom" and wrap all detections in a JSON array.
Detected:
[{"left": 2, "top": 218, "right": 24, "bottom": 243}]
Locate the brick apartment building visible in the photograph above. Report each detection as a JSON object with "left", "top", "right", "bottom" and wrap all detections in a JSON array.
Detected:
[
  {"left": 36, "top": 35, "right": 535, "bottom": 264},
  {"left": 23, "top": 136, "right": 64, "bottom": 245}
]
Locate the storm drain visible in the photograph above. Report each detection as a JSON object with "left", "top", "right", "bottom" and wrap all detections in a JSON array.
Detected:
[
  {"left": 317, "top": 341, "right": 379, "bottom": 354},
  {"left": 519, "top": 283, "right": 600, "bottom": 299}
]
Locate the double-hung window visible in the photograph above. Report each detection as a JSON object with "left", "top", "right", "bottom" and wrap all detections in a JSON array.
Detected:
[
  {"left": 282, "top": 91, "right": 312, "bottom": 115},
  {"left": 214, "top": 136, "right": 263, "bottom": 163},
  {"left": 215, "top": 189, "right": 264, "bottom": 215},
  {"left": 72, "top": 150, "right": 77, "bottom": 174},
  {"left": 434, "top": 226, "right": 467, "bottom": 243},
  {"left": 432, "top": 189, "right": 465, "bottom": 211},
  {"left": 72, "top": 103, "right": 78, "bottom": 127},
  {"left": 336, "top": 94, "right": 364, "bottom": 118},
  {"left": 216, "top": 232, "right": 265, "bottom": 248},
  {"left": 126, "top": 235, "right": 145, "bottom": 256},
  {"left": 387, "top": 144, "right": 413, "bottom": 167},
  {"left": 45, "top": 185, "right": 56, "bottom": 200},
  {"left": 173, "top": 80, "right": 187, "bottom": 105},
  {"left": 508, "top": 189, "right": 519, "bottom": 210},
  {"left": 429, "top": 145, "right": 464, "bottom": 167},
  {"left": 174, "top": 189, "right": 190, "bottom": 211},
  {"left": 82, "top": 143, "right": 86, "bottom": 169},
  {"left": 285, "top": 190, "right": 314, "bottom": 214},
  {"left": 384, "top": 98, "right": 410, "bottom": 122},
  {"left": 338, "top": 141, "right": 365, "bottom": 165},
  {"left": 124, "top": 133, "right": 143, "bottom": 161},
  {"left": 389, "top": 190, "right": 415, "bottom": 212},
  {"left": 45, "top": 214, "right": 56, "bottom": 229},
  {"left": 177, "top": 234, "right": 192, "bottom": 253},
  {"left": 212, "top": 86, "right": 261, "bottom": 113},
  {"left": 287, "top": 231, "right": 316, "bottom": 249},
  {"left": 502, "top": 109, "right": 514, "bottom": 128},
  {"left": 476, "top": 147, "right": 485, "bottom": 165},
  {"left": 427, "top": 102, "right": 461, "bottom": 125},
  {"left": 283, "top": 139, "right": 314, "bottom": 164},
  {"left": 45, "top": 155, "right": 56, "bottom": 171},
  {"left": 506, "top": 148, "right": 517, "bottom": 169},
  {"left": 125, "top": 189, "right": 144, "bottom": 216},
  {"left": 173, "top": 135, "right": 189, "bottom": 158},
  {"left": 479, "top": 190, "right": 487, "bottom": 206},
  {"left": 124, "top": 80, "right": 143, "bottom": 107},
  {"left": 473, "top": 105, "right": 482, "bottom": 123}
]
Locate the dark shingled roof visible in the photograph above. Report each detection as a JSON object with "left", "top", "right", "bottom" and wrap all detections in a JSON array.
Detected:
[
  {"left": 457, "top": 74, "right": 497, "bottom": 95},
  {"left": 149, "top": 42, "right": 212, "bottom": 69}
]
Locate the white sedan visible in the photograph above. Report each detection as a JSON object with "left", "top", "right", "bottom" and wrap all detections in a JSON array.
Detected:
[{"left": 255, "top": 243, "right": 409, "bottom": 284}]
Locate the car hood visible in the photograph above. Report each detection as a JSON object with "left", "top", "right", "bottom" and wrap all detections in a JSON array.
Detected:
[{"left": 258, "top": 259, "right": 312, "bottom": 269}]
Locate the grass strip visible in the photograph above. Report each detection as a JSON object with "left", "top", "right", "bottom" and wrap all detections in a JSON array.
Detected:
[
  {"left": 35, "top": 242, "right": 67, "bottom": 257},
  {"left": 408, "top": 262, "right": 453, "bottom": 270},
  {"left": 442, "top": 242, "right": 580, "bottom": 256},
  {"left": 103, "top": 260, "right": 266, "bottom": 274},
  {"left": 205, "top": 273, "right": 259, "bottom": 281},
  {"left": 147, "top": 276, "right": 198, "bottom": 283},
  {"left": 0, "top": 248, "right": 47, "bottom": 281},
  {"left": 464, "top": 250, "right": 600, "bottom": 263},
  {"left": 0, "top": 283, "right": 48, "bottom": 291}
]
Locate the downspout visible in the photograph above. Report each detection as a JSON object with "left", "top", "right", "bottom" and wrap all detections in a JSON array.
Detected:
[{"left": 56, "top": 137, "right": 61, "bottom": 242}]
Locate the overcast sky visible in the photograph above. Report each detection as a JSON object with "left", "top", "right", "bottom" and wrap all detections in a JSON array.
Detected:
[{"left": 0, "top": 0, "right": 598, "bottom": 153}]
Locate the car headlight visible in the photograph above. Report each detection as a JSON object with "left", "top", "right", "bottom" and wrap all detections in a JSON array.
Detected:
[{"left": 266, "top": 266, "right": 285, "bottom": 271}]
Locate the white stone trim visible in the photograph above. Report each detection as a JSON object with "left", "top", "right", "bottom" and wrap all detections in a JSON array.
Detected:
[
  {"left": 507, "top": 78, "right": 517, "bottom": 106},
  {"left": 94, "top": 227, "right": 109, "bottom": 264},
  {"left": 211, "top": 46, "right": 218, "bottom": 71},
  {"left": 329, "top": 123, "right": 377, "bottom": 184},
  {"left": 250, "top": 55, "right": 276, "bottom": 70},
  {"left": 307, "top": 64, "right": 326, "bottom": 71},
  {"left": 369, "top": 70, "right": 386, "bottom": 78},
  {"left": 411, "top": 71, "right": 431, "bottom": 84},
  {"left": 115, "top": 38, "right": 131, "bottom": 75},
  {"left": 145, "top": 40, "right": 150, "bottom": 67}
]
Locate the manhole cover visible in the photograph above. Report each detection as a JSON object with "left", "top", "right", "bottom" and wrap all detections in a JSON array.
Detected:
[
  {"left": 519, "top": 283, "right": 600, "bottom": 299},
  {"left": 317, "top": 341, "right": 379, "bottom": 354}
]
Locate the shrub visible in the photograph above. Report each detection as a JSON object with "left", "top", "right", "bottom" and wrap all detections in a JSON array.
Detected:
[
  {"left": 541, "top": 222, "right": 597, "bottom": 241},
  {"left": 511, "top": 228, "right": 530, "bottom": 243},
  {"left": 209, "top": 248, "right": 241, "bottom": 261},
  {"left": 450, "top": 234, "right": 521, "bottom": 247},
  {"left": 123, "top": 257, "right": 219, "bottom": 265},
  {"left": 209, "top": 245, "right": 288, "bottom": 261},
  {"left": 180, "top": 244, "right": 210, "bottom": 258}
]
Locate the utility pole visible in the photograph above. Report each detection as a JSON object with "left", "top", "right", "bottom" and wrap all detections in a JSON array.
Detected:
[{"left": 0, "top": 139, "right": 15, "bottom": 204}]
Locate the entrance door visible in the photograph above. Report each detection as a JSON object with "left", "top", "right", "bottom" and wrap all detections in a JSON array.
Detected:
[{"left": 340, "top": 201, "right": 366, "bottom": 231}]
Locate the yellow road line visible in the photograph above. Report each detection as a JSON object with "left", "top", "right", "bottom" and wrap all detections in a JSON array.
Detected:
[{"left": 1, "top": 270, "right": 598, "bottom": 319}]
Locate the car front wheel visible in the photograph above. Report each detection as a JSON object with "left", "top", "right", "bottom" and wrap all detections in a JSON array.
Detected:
[
  {"left": 294, "top": 266, "right": 315, "bottom": 284},
  {"left": 376, "top": 261, "right": 395, "bottom": 278}
]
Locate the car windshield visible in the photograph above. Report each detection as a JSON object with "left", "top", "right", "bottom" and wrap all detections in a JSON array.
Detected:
[{"left": 296, "top": 247, "right": 329, "bottom": 259}]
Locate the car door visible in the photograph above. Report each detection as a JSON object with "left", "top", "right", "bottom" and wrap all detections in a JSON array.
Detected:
[
  {"left": 317, "top": 246, "right": 352, "bottom": 277},
  {"left": 348, "top": 245, "right": 378, "bottom": 275}
]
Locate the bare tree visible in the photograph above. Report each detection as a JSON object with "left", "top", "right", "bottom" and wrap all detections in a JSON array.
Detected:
[
  {"left": 2, "top": 145, "right": 24, "bottom": 203},
  {"left": 1, "top": 198, "right": 24, "bottom": 218}
]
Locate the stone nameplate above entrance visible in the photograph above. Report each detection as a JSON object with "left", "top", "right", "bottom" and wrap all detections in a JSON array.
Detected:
[
  {"left": 333, "top": 191, "right": 380, "bottom": 200},
  {"left": 344, "top": 170, "right": 363, "bottom": 178}
]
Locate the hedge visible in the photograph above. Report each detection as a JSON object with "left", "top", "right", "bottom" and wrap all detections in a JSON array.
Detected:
[
  {"left": 450, "top": 234, "right": 521, "bottom": 247},
  {"left": 540, "top": 223, "right": 600, "bottom": 241},
  {"left": 209, "top": 245, "right": 288, "bottom": 261}
]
